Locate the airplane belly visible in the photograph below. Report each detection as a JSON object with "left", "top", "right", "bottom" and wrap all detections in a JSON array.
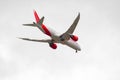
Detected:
[
  {"left": 64, "top": 39, "right": 81, "bottom": 51},
  {"left": 51, "top": 35, "right": 61, "bottom": 43},
  {"left": 48, "top": 28, "right": 61, "bottom": 42}
]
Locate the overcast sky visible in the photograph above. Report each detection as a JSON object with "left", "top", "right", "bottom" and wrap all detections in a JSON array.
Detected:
[{"left": 0, "top": 0, "right": 120, "bottom": 80}]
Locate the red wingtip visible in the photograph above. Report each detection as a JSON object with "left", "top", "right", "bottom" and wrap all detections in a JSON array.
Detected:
[{"left": 33, "top": 10, "right": 40, "bottom": 23}]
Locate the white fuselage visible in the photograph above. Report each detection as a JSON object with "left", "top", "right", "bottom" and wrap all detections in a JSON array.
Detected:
[
  {"left": 21, "top": 10, "right": 81, "bottom": 52},
  {"left": 45, "top": 27, "right": 81, "bottom": 51}
]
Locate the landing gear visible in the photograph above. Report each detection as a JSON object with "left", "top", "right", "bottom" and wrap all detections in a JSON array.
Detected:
[{"left": 76, "top": 50, "right": 78, "bottom": 53}]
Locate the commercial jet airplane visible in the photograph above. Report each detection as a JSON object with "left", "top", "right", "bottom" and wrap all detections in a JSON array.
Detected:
[{"left": 19, "top": 10, "right": 81, "bottom": 53}]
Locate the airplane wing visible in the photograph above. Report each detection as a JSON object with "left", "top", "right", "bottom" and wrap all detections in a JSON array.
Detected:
[
  {"left": 18, "top": 37, "right": 51, "bottom": 43},
  {"left": 59, "top": 13, "right": 80, "bottom": 41},
  {"left": 65, "top": 13, "right": 80, "bottom": 34}
]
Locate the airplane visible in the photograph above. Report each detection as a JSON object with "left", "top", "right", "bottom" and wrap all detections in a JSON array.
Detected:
[{"left": 19, "top": 10, "right": 81, "bottom": 53}]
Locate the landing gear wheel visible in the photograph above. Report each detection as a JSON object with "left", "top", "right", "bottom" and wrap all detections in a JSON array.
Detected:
[{"left": 76, "top": 50, "right": 78, "bottom": 53}]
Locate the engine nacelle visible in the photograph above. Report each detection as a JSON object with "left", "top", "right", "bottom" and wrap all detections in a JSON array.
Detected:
[
  {"left": 70, "top": 35, "right": 78, "bottom": 41},
  {"left": 49, "top": 43, "right": 57, "bottom": 49}
]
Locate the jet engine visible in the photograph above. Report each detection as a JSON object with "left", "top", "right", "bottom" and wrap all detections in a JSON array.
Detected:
[
  {"left": 49, "top": 43, "right": 57, "bottom": 49},
  {"left": 70, "top": 35, "right": 78, "bottom": 41}
]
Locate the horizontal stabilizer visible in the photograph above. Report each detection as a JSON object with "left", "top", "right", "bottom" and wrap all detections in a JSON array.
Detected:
[
  {"left": 22, "top": 17, "right": 44, "bottom": 27},
  {"left": 23, "top": 23, "right": 36, "bottom": 27},
  {"left": 37, "top": 16, "right": 44, "bottom": 25}
]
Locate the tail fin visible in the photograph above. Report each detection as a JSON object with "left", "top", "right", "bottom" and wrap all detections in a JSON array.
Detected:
[{"left": 34, "top": 10, "right": 40, "bottom": 23}]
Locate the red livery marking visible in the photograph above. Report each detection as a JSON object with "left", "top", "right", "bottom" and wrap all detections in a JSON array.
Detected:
[
  {"left": 34, "top": 10, "right": 40, "bottom": 23},
  {"left": 42, "top": 24, "right": 51, "bottom": 36},
  {"left": 50, "top": 43, "right": 57, "bottom": 49},
  {"left": 70, "top": 35, "right": 78, "bottom": 41},
  {"left": 34, "top": 10, "right": 51, "bottom": 36}
]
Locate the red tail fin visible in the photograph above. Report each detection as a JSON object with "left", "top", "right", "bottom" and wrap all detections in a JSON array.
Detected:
[{"left": 34, "top": 10, "right": 40, "bottom": 23}]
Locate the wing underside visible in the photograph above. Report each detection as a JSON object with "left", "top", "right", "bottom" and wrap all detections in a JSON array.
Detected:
[
  {"left": 19, "top": 37, "right": 51, "bottom": 43},
  {"left": 59, "top": 13, "right": 80, "bottom": 41},
  {"left": 65, "top": 13, "right": 80, "bottom": 34}
]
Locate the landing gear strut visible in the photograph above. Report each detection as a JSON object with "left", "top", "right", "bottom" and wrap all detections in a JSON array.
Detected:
[{"left": 76, "top": 50, "right": 78, "bottom": 53}]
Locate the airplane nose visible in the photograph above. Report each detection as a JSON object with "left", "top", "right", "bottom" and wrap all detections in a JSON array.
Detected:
[{"left": 78, "top": 47, "right": 81, "bottom": 51}]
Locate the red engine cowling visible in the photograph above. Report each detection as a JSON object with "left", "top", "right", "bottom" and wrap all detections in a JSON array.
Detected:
[
  {"left": 49, "top": 43, "right": 57, "bottom": 49},
  {"left": 70, "top": 35, "right": 78, "bottom": 41}
]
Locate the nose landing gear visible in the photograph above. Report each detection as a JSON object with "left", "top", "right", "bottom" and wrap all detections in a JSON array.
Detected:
[{"left": 76, "top": 50, "right": 78, "bottom": 53}]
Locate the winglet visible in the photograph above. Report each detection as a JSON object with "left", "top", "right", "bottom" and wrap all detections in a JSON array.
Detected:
[{"left": 34, "top": 10, "right": 40, "bottom": 23}]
